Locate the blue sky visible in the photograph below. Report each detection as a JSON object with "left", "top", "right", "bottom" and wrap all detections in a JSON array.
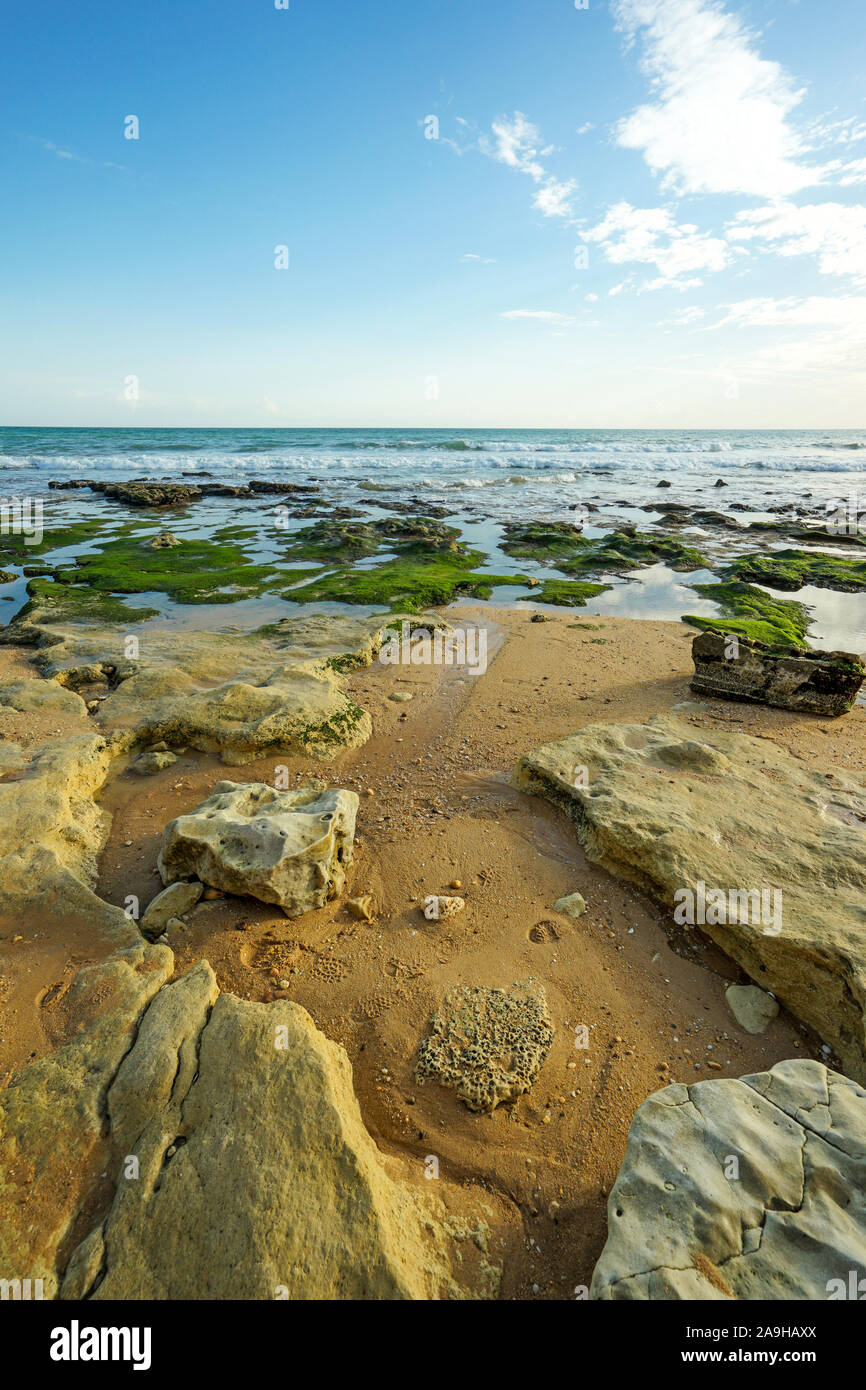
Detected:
[{"left": 2, "top": 0, "right": 865, "bottom": 427}]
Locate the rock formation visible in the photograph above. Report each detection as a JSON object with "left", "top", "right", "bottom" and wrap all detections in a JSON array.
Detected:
[
  {"left": 416, "top": 982, "right": 553, "bottom": 1113},
  {"left": 516, "top": 716, "right": 866, "bottom": 1081},
  {"left": 690, "top": 630, "right": 865, "bottom": 715},
  {"left": 158, "top": 781, "right": 358, "bottom": 917},
  {"left": 591, "top": 1060, "right": 866, "bottom": 1300}
]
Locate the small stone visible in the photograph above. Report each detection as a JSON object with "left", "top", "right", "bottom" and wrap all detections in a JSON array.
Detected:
[
  {"left": 346, "top": 894, "right": 375, "bottom": 922},
  {"left": 725, "top": 984, "right": 779, "bottom": 1035},
  {"left": 554, "top": 892, "right": 587, "bottom": 919}
]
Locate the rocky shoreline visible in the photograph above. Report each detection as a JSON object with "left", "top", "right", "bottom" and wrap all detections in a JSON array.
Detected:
[{"left": 1, "top": 491, "right": 865, "bottom": 1301}]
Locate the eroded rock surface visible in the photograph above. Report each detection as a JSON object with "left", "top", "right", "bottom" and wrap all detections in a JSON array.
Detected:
[
  {"left": 416, "top": 982, "right": 553, "bottom": 1113},
  {"left": 591, "top": 1060, "right": 866, "bottom": 1301},
  {"left": 54, "top": 964, "right": 505, "bottom": 1300},
  {"left": 690, "top": 629, "right": 865, "bottom": 715},
  {"left": 159, "top": 781, "right": 358, "bottom": 918},
  {"left": 515, "top": 716, "right": 866, "bottom": 1081}
]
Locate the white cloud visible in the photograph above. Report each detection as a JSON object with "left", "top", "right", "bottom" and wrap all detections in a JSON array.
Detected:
[
  {"left": 666, "top": 305, "right": 707, "bottom": 326},
  {"left": 581, "top": 201, "right": 732, "bottom": 290},
  {"left": 461, "top": 253, "right": 497, "bottom": 263},
  {"left": 533, "top": 179, "right": 579, "bottom": 218},
  {"left": 715, "top": 297, "right": 866, "bottom": 381},
  {"left": 576, "top": 122, "right": 595, "bottom": 135},
  {"left": 500, "top": 310, "right": 575, "bottom": 326},
  {"left": 727, "top": 202, "right": 866, "bottom": 283},
  {"left": 480, "top": 111, "right": 577, "bottom": 218},
  {"left": 611, "top": 0, "right": 818, "bottom": 198}
]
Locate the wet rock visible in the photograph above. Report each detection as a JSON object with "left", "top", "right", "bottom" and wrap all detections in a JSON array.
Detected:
[
  {"left": 690, "top": 630, "right": 865, "bottom": 715},
  {"left": 725, "top": 983, "right": 779, "bottom": 1034},
  {"left": 158, "top": 781, "right": 358, "bottom": 918},
  {"left": 416, "top": 982, "right": 553, "bottom": 1113},
  {"left": 591, "top": 1060, "right": 866, "bottom": 1300},
  {"left": 515, "top": 715, "right": 866, "bottom": 1082},
  {"left": 147, "top": 532, "right": 181, "bottom": 550}
]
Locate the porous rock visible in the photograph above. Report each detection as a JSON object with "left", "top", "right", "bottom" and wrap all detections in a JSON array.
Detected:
[
  {"left": 416, "top": 982, "right": 553, "bottom": 1113},
  {"left": 158, "top": 781, "right": 358, "bottom": 917}
]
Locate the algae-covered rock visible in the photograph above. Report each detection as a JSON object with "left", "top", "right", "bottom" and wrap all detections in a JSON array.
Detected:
[
  {"left": 591, "top": 1060, "right": 866, "bottom": 1301},
  {"left": 515, "top": 716, "right": 866, "bottom": 1082},
  {"left": 416, "top": 982, "right": 553, "bottom": 1113},
  {"left": 158, "top": 781, "right": 358, "bottom": 917},
  {"left": 689, "top": 629, "right": 864, "bottom": 715}
]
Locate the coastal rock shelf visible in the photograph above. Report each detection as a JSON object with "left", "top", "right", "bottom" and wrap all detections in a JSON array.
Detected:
[
  {"left": 515, "top": 716, "right": 866, "bottom": 1082},
  {"left": 689, "top": 630, "right": 865, "bottom": 715},
  {"left": 591, "top": 1060, "right": 866, "bottom": 1301}
]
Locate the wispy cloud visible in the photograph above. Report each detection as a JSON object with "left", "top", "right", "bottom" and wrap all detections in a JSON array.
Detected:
[
  {"left": 461, "top": 253, "right": 497, "bottom": 264},
  {"left": 727, "top": 202, "right": 866, "bottom": 285},
  {"left": 500, "top": 310, "right": 576, "bottom": 326},
  {"left": 581, "top": 201, "right": 733, "bottom": 291},
  {"left": 30, "top": 136, "right": 126, "bottom": 171},
  {"left": 479, "top": 112, "right": 578, "bottom": 219}
]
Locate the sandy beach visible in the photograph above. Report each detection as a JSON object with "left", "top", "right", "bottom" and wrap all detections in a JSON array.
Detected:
[{"left": 2, "top": 601, "right": 862, "bottom": 1297}]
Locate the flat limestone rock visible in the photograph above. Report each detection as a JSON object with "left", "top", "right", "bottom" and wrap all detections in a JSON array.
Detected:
[
  {"left": 726, "top": 983, "right": 779, "bottom": 1035},
  {"left": 690, "top": 629, "right": 865, "bottom": 715},
  {"left": 58, "top": 963, "right": 506, "bottom": 1301},
  {"left": 158, "top": 781, "right": 358, "bottom": 918},
  {"left": 515, "top": 715, "right": 866, "bottom": 1082},
  {"left": 416, "top": 982, "right": 553, "bottom": 1113},
  {"left": 0, "top": 679, "right": 87, "bottom": 716},
  {"left": 590, "top": 1060, "right": 866, "bottom": 1300},
  {"left": 13, "top": 616, "right": 391, "bottom": 766}
]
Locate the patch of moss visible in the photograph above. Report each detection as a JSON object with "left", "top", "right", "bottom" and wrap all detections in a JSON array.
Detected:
[
  {"left": 517, "top": 579, "right": 611, "bottom": 607},
  {"left": 683, "top": 581, "right": 811, "bottom": 648},
  {"left": 17, "top": 577, "right": 159, "bottom": 625},
  {"left": 284, "top": 516, "right": 463, "bottom": 564},
  {"left": 501, "top": 524, "right": 707, "bottom": 576},
  {"left": 67, "top": 532, "right": 283, "bottom": 605},
  {"left": 0, "top": 519, "right": 117, "bottom": 560},
  {"left": 727, "top": 549, "right": 866, "bottom": 593},
  {"left": 501, "top": 522, "right": 590, "bottom": 562},
  {"left": 284, "top": 554, "right": 527, "bottom": 613}
]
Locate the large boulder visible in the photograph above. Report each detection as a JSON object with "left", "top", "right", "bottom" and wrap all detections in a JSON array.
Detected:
[
  {"left": 158, "top": 780, "right": 358, "bottom": 917},
  {"left": 690, "top": 629, "right": 865, "bottom": 715},
  {"left": 591, "top": 1060, "right": 866, "bottom": 1300},
  {"left": 57, "top": 963, "right": 506, "bottom": 1301},
  {"left": 515, "top": 716, "right": 866, "bottom": 1082}
]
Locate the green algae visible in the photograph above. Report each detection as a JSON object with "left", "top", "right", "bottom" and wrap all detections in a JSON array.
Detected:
[
  {"left": 683, "top": 581, "right": 811, "bottom": 648},
  {"left": 727, "top": 549, "right": 866, "bottom": 593},
  {"left": 517, "top": 579, "right": 611, "bottom": 607},
  {"left": 18, "top": 576, "right": 159, "bottom": 625},
  {"left": 501, "top": 524, "right": 707, "bottom": 577},
  {"left": 284, "top": 554, "right": 526, "bottom": 613}
]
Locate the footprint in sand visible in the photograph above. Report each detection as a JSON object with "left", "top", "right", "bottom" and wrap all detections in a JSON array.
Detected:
[{"left": 528, "top": 920, "right": 561, "bottom": 944}]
